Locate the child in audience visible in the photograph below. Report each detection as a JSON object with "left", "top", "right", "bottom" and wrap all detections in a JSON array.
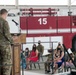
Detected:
[
  {"left": 25, "top": 48, "right": 30, "bottom": 58},
  {"left": 20, "top": 51, "right": 26, "bottom": 69}
]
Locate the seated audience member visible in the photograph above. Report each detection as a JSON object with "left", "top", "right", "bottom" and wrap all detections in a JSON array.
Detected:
[
  {"left": 25, "top": 48, "right": 30, "bottom": 58},
  {"left": 44, "top": 49, "right": 56, "bottom": 73},
  {"left": 57, "top": 42, "right": 63, "bottom": 51},
  {"left": 20, "top": 50, "right": 26, "bottom": 69},
  {"left": 53, "top": 48, "right": 64, "bottom": 73},
  {"left": 62, "top": 52, "right": 75, "bottom": 69},
  {"left": 26, "top": 44, "right": 39, "bottom": 70}
]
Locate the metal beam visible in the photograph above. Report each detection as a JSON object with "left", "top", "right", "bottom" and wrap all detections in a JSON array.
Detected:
[
  {"left": 0, "top": 5, "right": 16, "bottom": 9},
  {"left": 68, "top": 0, "right": 71, "bottom": 12},
  {"left": 0, "top": 5, "right": 76, "bottom": 9},
  {"left": 15, "top": 0, "right": 18, "bottom": 8}
]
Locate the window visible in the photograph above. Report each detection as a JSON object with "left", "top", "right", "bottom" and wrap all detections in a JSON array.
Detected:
[
  {"left": 19, "top": 0, "right": 68, "bottom": 5},
  {"left": 71, "top": 0, "right": 76, "bottom": 5},
  {"left": 0, "top": 0, "right": 15, "bottom": 5},
  {"left": 0, "top": 0, "right": 75, "bottom": 6}
]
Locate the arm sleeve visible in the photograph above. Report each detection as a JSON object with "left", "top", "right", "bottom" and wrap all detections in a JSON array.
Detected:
[
  {"left": 3, "top": 21, "right": 14, "bottom": 44},
  {"left": 42, "top": 45, "right": 44, "bottom": 54}
]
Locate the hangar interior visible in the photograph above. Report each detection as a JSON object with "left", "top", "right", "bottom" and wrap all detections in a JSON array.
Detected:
[{"left": 0, "top": 0, "right": 76, "bottom": 75}]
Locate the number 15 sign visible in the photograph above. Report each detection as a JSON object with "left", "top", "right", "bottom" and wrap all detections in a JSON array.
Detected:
[
  {"left": 20, "top": 16, "right": 56, "bottom": 30},
  {"left": 38, "top": 18, "right": 47, "bottom": 25}
]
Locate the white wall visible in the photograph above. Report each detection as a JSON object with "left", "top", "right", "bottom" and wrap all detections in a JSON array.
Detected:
[
  {"left": 22, "top": 36, "right": 63, "bottom": 51},
  {"left": 6, "top": 9, "right": 20, "bottom": 33}
]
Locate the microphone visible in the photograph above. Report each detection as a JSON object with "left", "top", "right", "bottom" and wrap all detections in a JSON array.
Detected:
[
  {"left": 12, "top": 19, "right": 21, "bottom": 36},
  {"left": 12, "top": 19, "right": 18, "bottom": 26}
]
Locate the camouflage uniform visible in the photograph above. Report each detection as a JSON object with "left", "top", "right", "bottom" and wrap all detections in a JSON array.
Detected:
[
  {"left": 37, "top": 44, "right": 44, "bottom": 61},
  {"left": 44, "top": 53, "right": 52, "bottom": 71},
  {"left": 44, "top": 49, "right": 57, "bottom": 72},
  {"left": 0, "top": 17, "right": 13, "bottom": 75},
  {"left": 37, "top": 44, "right": 44, "bottom": 55}
]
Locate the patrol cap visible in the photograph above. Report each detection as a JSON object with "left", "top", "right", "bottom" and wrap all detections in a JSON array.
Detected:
[{"left": 38, "top": 40, "right": 41, "bottom": 43}]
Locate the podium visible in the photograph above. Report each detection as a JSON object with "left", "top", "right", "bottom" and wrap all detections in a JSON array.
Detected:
[{"left": 12, "top": 34, "right": 26, "bottom": 75}]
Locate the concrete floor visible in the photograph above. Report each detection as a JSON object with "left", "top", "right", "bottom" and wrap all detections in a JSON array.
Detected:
[
  {"left": 21, "top": 71, "right": 70, "bottom": 75},
  {"left": 21, "top": 56, "right": 71, "bottom": 75},
  {"left": 20, "top": 62, "right": 70, "bottom": 75}
]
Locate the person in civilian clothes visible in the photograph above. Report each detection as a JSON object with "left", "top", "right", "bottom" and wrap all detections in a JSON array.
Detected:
[
  {"left": 20, "top": 51, "right": 26, "bottom": 69},
  {"left": 53, "top": 48, "right": 64, "bottom": 73},
  {"left": 25, "top": 48, "right": 30, "bottom": 58},
  {"left": 26, "top": 44, "right": 38, "bottom": 70}
]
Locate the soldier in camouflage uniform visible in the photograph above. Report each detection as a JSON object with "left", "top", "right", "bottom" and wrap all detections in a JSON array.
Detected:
[
  {"left": 37, "top": 40, "right": 44, "bottom": 61},
  {"left": 44, "top": 49, "right": 57, "bottom": 73},
  {"left": 44, "top": 53, "right": 52, "bottom": 73},
  {"left": 0, "top": 9, "right": 13, "bottom": 75}
]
